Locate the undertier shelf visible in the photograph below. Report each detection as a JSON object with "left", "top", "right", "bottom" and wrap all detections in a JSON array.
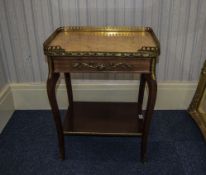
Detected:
[{"left": 63, "top": 102, "right": 143, "bottom": 136}]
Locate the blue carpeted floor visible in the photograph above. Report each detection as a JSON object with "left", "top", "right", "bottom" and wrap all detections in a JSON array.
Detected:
[{"left": 0, "top": 110, "right": 206, "bottom": 175}]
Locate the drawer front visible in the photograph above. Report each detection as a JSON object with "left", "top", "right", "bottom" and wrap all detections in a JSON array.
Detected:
[{"left": 53, "top": 58, "right": 151, "bottom": 73}]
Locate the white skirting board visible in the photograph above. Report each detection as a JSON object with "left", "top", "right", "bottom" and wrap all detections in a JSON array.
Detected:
[
  {"left": 0, "top": 85, "right": 15, "bottom": 133},
  {"left": 0, "top": 80, "right": 197, "bottom": 133},
  {"left": 10, "top": 80, "right": 197, "bottom": 110}
]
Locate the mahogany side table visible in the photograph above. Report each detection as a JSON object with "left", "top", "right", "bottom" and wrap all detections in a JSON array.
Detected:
[{"left": 43, "top": 26, "right": 160, "bottom": 162}]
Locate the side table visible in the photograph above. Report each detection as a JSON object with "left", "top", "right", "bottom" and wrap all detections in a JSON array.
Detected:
[{"left": 43, "top": 26, "right": 160, "bottom": 161}]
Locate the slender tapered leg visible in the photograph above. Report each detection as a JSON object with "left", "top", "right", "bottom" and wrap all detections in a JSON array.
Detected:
[
  {"left": 47, "top": 73, "right": 65, "bottom": 160},
  {"left": 137, "top": 74, "right": 146, "bottom": 117},
  {"left": 64, "top": 73, "right": 74, "bottom": 130},
  {"left": 141, "top": 74, "right": 157, "bottom": 162},
  {"left": 64, "top": 73, "right": 74, "bottom": 115}
]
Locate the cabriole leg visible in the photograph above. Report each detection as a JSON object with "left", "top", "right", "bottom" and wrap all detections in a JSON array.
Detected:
[
  {"left": 141, "top": 74, "right": 157, "bottom": 162},
  {"left": 47, "top": 72, "right": 65, "bottom": 160},
  {"left": 137, "top": 74, "right": 146, "bottom": 118},
  {"left": 64, "top": 73, "right": 74, "bottom": 129}
]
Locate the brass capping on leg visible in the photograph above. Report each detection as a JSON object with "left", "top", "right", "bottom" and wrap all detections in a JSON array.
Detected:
[
  {"left": 151, "top": 58, "right": 156, "bottom": 80},
  {"left": 47, "top": 57, "right": 53, "bottom": 79}
]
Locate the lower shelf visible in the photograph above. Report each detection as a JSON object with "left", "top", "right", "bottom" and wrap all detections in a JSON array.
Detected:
[{"left": 63, "top": 102, "right": 143, "bottom": 136}]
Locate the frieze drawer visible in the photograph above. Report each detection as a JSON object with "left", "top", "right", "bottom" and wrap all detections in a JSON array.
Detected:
[{"left": 53, "top": 58, "right": 151, "bottom": 73}]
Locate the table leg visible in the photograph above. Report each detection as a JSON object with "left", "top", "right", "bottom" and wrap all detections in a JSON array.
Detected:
[
  {"left": 64, "top": 73, "right": 74, "bottom": 129},
  {"left": 137, "top": 74, "right": 146, "bottom": 117},
  {"left": 47, "top": 73, "right": 65, "bottom": 160},
  {"left": 141, "top": 74, "right": 157, "bottom": 162}
]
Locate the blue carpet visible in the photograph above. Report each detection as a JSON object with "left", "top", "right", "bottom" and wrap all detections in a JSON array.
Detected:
[{"left": 0, "top": 110, "right": 205, "bottom": 175}]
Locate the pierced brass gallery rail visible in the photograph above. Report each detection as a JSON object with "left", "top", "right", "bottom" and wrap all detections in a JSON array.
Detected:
[
  {"left": 72, "top": 62, "right": 134, "bottom": 71},
  {"left": 44, "top": 46, "right": 158, "bottom": 58},
  {"left": 43, "top": 26, "right": 160, "bottom": 58}
]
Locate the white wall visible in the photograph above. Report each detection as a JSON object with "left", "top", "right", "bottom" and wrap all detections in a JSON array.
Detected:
[
  {"left": 0, "top": 0, "right": 206, "bottom": 83},
  {"left": 0, "top": 36, "right": 14, "bottom": 133},
  {"left": 0, "top": 49, "right": 7, "bottom": 90}
]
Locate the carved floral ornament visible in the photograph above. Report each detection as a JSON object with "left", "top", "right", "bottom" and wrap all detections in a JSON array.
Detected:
[{"left": 72, "top": 62, "right": 134, "bottom": 71}]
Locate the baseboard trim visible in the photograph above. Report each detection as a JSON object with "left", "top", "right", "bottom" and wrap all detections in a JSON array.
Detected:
[
  {"left": 0, "top": 85, "right": 15, "bottom": 133},
  {"left": 10, "top": 80, "right": 197, "bottom": 110}
]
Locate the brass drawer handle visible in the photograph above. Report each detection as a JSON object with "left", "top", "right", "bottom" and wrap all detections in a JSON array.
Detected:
[{"left": 72, "top": 62, "right": 133, "bottom": 71}]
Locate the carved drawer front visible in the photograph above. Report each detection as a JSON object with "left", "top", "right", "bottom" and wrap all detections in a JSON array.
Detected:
[{"left": 53, "top": 58, "right": 151, "bottom": 73}]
